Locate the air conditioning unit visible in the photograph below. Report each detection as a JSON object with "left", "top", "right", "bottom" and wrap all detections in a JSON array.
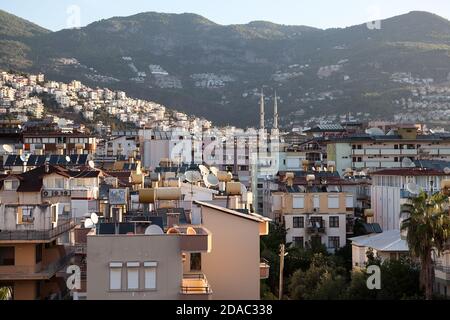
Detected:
[
  {"left": 42, "top": 190, "right": 50, "bottom": 197},
  {"left": 63, "top": 190, "right": 71, "bottom": 196}
]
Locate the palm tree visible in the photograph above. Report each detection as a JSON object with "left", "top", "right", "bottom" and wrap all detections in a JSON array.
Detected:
[
  {"left": 401, "top": 191, "right": 450, "bottom": 300},
  {"left": 0, "top": 287, "right": 11, "bottom": 300}
]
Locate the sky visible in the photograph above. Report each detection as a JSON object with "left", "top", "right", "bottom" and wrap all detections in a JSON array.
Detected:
[{"left": 2, "top": 0, "right": 450, "bottom": 31}]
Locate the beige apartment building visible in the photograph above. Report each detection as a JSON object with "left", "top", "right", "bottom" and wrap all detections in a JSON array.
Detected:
[{"left": 87, "top": 223, "right": 212, "bottom": 300}]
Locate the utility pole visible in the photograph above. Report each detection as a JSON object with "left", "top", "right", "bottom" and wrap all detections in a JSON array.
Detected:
[{"left": 279, "top": 243, "right": 286, "bottom": 300}]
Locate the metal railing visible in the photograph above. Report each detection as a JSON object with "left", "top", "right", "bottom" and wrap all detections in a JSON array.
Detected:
[
  {"left": 0, "top": 250, "right": 75, "bottom": 279},
  {"left": 0, "top": 220, "right": 75, "bottom": 241},
  {"left": 435, "top": 262, "right": 450, "bottom": 274},
  {"left": 180, "top": 273, "right": 212, "bottom": 294}
]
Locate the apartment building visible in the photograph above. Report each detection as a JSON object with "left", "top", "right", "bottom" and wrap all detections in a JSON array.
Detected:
[
  {"left": 326, "top": 125, "right": 450, "bottom": 175},
  {"left": 0, "top": 165, "right": 102, "bottom": 219},
  {"left": 22, "top": 121, "right": 96, "bottom": 156},
  {"left": 0, "top": 192, "right": 75, "bottom": 300},
  {"left": 270, "top": 172, "right": 355, "bottom": 251},
  {"left": 87, "top": 222, "right": 212, "bottom": 300},
  {"left": 371, "top": 166, "right": 450, "bottom": 231}
]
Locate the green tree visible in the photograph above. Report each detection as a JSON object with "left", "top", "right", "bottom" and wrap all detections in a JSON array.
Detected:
[
  {"left": 288, "top": 253, "right": 346, "bottom": 300},
  {"left": 401, "top": 191, "right": 450, "bottom": 300}
]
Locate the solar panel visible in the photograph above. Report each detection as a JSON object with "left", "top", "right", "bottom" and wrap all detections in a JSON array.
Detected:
[
  {"left": 57, "top": 155, "right": 67, "bottom": 165},
  {"left": 49, "top": 155, "right": 59, "bottom": 165},
  {"left": 27, "top": 155, "right": 37, "bottom": 166},
  {"left": 4, "top": 155, "right": 16, "bottom": 166},
  {"left": 98, "top": 223, "right": 116, "bottom": 235},
  {"left": 14, "top": 156, "right": 24, "bottom": 166},
  {"left": 78, "top": 154, "right": 88, "bottom": 165},
  {"left": 70, "top": 155, "right": 79, "bottom": 165},
  {"left": 118, "top": 223, "right": 134, "bottom": 235},
  {"left": 36, "top": 156, "right": 46, "bottom": 166}
]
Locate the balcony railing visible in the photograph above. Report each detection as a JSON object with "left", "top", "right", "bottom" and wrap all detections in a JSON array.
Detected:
[
  {"left": 0, "top": 250, "right": 75, "bottom": 280},
  {"left": 435, "top": 262, "right": 450, "bottom": 274},
  {"left": 306, "top": 220, "right": 325, "bottom": 234},
  {"left": 180, "top": 273, "right": 212, "bottom": 295},
  {"left": 0, "top": 220, "right": 75, "bottom": 241}
]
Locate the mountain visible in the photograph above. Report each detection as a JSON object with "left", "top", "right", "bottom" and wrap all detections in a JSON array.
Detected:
[{"left": 1, "top": 10, "right": 450, "bottom": 127}]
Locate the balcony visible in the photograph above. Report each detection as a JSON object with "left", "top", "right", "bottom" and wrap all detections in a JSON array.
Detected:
[
  {"left": 0, "top": 250, "right": 75, "bottom": 280},
  {"left": 180, "top": 273, "right": 212, "bottom": 300},
  {"left": 435, "top": 262, "right": 450, "bottom": 281},
  {"left": 307, "top": 220, "right": 326, "bottom": 234},
  {"left": 260, "top": 259, "right": 270, "bottom": 279},
  {"left": 175, "top": 226, "right": 211, "bottom": 253},
  {"left": 0, "top": 220, "right": 75, "bottom": 242}
]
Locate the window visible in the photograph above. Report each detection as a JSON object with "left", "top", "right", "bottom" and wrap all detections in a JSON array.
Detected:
[
  {"left": 293, "top": 196, "right": 305, "bottom": 209},
  {"left": 190, "top": 253, "right": 202, "bottom": 271},
  {"left": 293, "top": 217, "right": 304, "bottom": 228},
  {"left": 127, "top": 262, "right": 139, "bottom": 290},
  {"left": 345, "top": 195, "right": 354, "bottom": 208},
  {"left": 109, "top": 262, "right": 123, "bottom": 290},
  {"left": 293, "top": 237, "right": 304, "bottom": 248},
  {"left": 4, "top": 180, "right": 19, "bottom": 191},
  {"left": 144, "top": 262, "right": 157, "bottom": 290},
  {"left": 51, "top": 206, "right": 57, "bottom": 223},
  {"left": 55, "top": 178, "right": 65, "bottom": 189},
  {"left": 394, "top": 157, "right": 399, "bottom": 162},
  {"left": 0, "top": 247, "right": 15, "bottom": 266},
  {"left": 329, "top": 217, "right": 339, "bottom": 228},
  {"left": 328, "top": 236, "right": 340, "bottom": 249},
  {"left": 327, "top": 195, "right": 339, "bottom": 209},
  {"left": 313, "top": 195, "right": 320, "bottom": 209},
  {"left": 35, "top": 244, "right": 42, "bottom": 264}
]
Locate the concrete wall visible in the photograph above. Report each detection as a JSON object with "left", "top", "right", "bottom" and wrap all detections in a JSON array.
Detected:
[
  {"left": 200, "top": 206, "right": 261, "bottom": 300},
  {"left": 371, "top": 186, "right": 401, "bottom": 231},
  {"left": 87, "top": 234, "right": 182, "bottom": 300},
  {"left": 0, "top": 204, "right": 53, "bottom": 231}
]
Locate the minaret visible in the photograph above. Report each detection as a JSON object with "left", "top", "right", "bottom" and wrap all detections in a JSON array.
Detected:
[
  {"left": 260, "top": 89, "right": 265, "bottom": 130},
  {"left": 273, "top": 91, "right": 279, "bottom": 130}
]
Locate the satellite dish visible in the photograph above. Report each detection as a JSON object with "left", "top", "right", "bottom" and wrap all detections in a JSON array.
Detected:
[
  {"left": 444, "top": 167, "right": 450, "bottom": 175},
  {"left": 2, "top": 144, "right": 13, "bottom": 153},
  {"left": 144, "top": 225, "right": 164, "bottom": 235},
  {"left": 186, "top": 227, "right": 197, "bottom": 235},
  {"left": 185, "top": 170, "right": 202, "bottom": 183},
  {"left": 20, "top": 154, "right": 27, "bottom": 162},
  {"left": 65, "top": 156, "right": 71, "bottom": 163},
  {"left": 199, "top": 165, "right": 210, "bottom": 176},
  {"left": 178, "top": 174, "right": 186, "bottom": 182},
  {"left": 323, "top": 167, "right": 328, "bottom": 172},
  {"left": 204, "top": 174, "right": 219, "bottom": 188},
  {"left": 312, "top": 167, "right": 316, "bottom": 172},
  {"left": 406, "top": 183, "right": 419, "bottom": 195},
  {"left": 90, "top": 213, "right": 99, "bottom": 225},
  {"left": 88, "top": 160, "right": 95, "bottom": 169},
  {"left": 402, "top": 157, "right": 415, "bottom": 168},
  {"left": 84, "top": 218, "right": 95, "bottom": 229},
  {"left": 210, "top": 166, "right": 219, "bottom": 176}
]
